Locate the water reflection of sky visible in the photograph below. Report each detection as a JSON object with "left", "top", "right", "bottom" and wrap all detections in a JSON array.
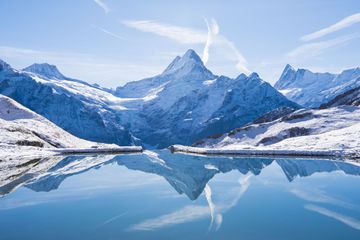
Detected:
[{"left": 0, "top": 151, "right": 360, "bottom": 240}]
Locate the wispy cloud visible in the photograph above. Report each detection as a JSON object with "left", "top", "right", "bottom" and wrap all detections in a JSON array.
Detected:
[
  {"left": 301, "top": 13, "right": 360, "bottom": 42},
  {"left": 204, "top": 173, "right": 251, "bottom": 231},
  {"left": 127, "top": 205, "right": 209, "bottom": 231},
  {"left": 127, "top": 173, "right": 252, "bottom": 232},
  {"left": 203, "top": 18, "right": 219, "bottom": 65},
  {"left": 121, "top": 19, "right": 250, "bottom": 74},
  {"left": 121, "top": 20, "right": 206, "bottom": 44},
  {"left": 92, "top": 25, "right": 124, "bottom": 40},
  {"left": 305, "top": 204, "right": 360, "bottom": 230},
  {"left": 94, "top": 0, "right": 110, "bottom": 13},
  {"left": 290, "top": 188, "right": 357, "bottom": 210},
  {"left": 287, "top": 34, "right": 359, "bottom": 59},
  {"left": 96, "top": 212, "right": 127, "bottom": 228},
  {"left": 204, "top": 184, "right": 222, "bottom": 231}
]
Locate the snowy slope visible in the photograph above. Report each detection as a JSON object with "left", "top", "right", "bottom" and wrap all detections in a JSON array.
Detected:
[
  {"left": 320, "top": 86, "right": 360, "bottom": 108},
  {"left": 0, "top": 94, "right": 113, "bottom": 151},
  {"left": 274, "top": 65, "right": 360, "bottom": 107},
  {"left": 195, "top": 106, "right": 360, "bottom": 155}
]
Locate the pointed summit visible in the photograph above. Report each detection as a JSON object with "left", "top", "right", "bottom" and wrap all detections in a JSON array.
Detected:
[
  {"left": 162, "top": 49, "right": 213, "bottom": 78},
  {"left": 284, "top": 64, "right": 295, "bottom": 72},
  {"left": 23, "top": 63, "right": 66, "bottom": 80},
  {"left": 274, "top": 64, "right": 297, "bottom": 90},
  {"left": 182, "top": 49, "right": 203, "bottom": 63},
  {"left": 0, "top": 59, "right": 12, "bottom": 72}
]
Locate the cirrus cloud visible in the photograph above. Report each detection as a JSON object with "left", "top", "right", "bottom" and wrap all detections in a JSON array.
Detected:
[
  {"left": 121, "top": 19, "right": 250, "bottom": 74},
  {"left": 301, "top": 13, "right": 360, "bottom": 42}
]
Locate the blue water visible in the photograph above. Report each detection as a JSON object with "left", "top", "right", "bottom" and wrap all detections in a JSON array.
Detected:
[{"left": 1, "top": 150, "right": 360, "bottom": 240}]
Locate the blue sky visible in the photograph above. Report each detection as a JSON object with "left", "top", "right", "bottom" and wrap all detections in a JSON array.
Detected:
[{"left": 0, "top": 0, "right": 359, "bottom": 87}]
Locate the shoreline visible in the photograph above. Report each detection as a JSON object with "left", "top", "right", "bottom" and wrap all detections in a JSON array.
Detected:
[
  {"left": 50, "top": 146, "right": 143, "bottom": 154},
  {"left": 169, "top": 145, "right": 360, "bottom": 160}
]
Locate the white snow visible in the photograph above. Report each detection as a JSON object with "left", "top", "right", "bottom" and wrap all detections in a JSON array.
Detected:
[
  {"left": 30, "top": 75, "right": 129, "bottom": 110},
  {"left": 191, "top": 106, "right": 360, "bottom": 158},
  {"left": 0, "top": 95, "right": 142, "bottom": 159},
  {"left": 279, "top": 88, "right": 299, "bottom": 96},
  {"left": 203, "top": 79, "right": 217, "bottom": 86}
]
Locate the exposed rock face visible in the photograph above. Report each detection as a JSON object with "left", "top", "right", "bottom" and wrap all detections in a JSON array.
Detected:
[{"left": 320, "top": 86, "right": 360, "bottom": 108}]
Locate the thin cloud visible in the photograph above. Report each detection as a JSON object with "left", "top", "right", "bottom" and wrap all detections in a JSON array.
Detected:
[
  {"left": 305, "top": 204, "right": 360, "bottom": 230},
  {"left": 94, "top": 0, "right": 110, "bottom": 14},
  {"left": 290, "top": 188, "right": 357, "bottom": 210},
  {"left": 97, "top": 212, "right": 127, "bottom": 228},
  {"left": 204, "top": 184, "right": 222, "bottom": 231},
  {"left": 121, "top": 19, "right": 250, "bottom": 74},
  {"left": 287, "top": 34, "right": 359, "bottom": 59},
  {"left": 203, "top": 18, "right": 219, "bottom": 65},
  {"left": 301, "top": 13, "right": 360, "bottom": 42},
  {"left": 121, "top": 20, "right": 206, "bottom": 44},
  {"left": 92, "top": 25, "right": 124, "bottom": 40},
  {"left": 204, "top": 174, "right": 251, "bottom": 232},
  {"left": 127, "top": 205, "right": 209, "bottom": 231}
]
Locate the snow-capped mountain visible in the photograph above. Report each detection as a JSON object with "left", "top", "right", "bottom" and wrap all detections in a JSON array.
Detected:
[
  {"left": 0, "top": 60, "right": 134, "bottom": 146},
  {"left": 23, "top": 63, "right": 66, "bottom": 80},
  {"left": 274, "top": 64, "right": 360, "bottom": 107},
  {"left": 0, "top": 49, "right": 299, "bottom": 148},
  {"left": 116, "top": 50, "right": 299, "bottom": 147},
  {"left": 116, "top": 49, "right": 215, "bottom": 98},
  {"left": 22, "top": 63, "right": 113, "bottom": 92}
]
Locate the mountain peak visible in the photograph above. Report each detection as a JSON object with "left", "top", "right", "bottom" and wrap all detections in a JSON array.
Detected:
[
  {"left": 182, "top": 49, "right": 202, "bottom": 62},
  {"left": 249, "top": 72, "right": 260, "bottom": 79},
  {"left": 274, "top": 64, "right": 298, "bottom": 90},
  {"left": 0, "top": 59, "right": 12, "bottom": 72},
  {"left": 162, "top": 49, "right": 213, "bottom": 78},
  {"left": 23, "top": 63, "right": 66, "bottom": 79},
  {"left": 284, "top": 64, "right": 295, "bottom": 72}
]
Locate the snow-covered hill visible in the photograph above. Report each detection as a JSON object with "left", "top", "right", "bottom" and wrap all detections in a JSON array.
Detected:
[
  {"left": 195, "top": 105, "right": 360, "bottom": 155},
  {"left": 0, "top": 94, "right": 114, "bottom": 156},
  {"left": 0, "top": 50, "right": 299, "bottom": 148},
  {"left": 274, "top": 65, "right": 360, "bottom": 108}
]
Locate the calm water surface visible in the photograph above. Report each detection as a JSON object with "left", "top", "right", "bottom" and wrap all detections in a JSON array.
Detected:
[{"left": 0, "top": 150, "right": 360, "bottom": 240}]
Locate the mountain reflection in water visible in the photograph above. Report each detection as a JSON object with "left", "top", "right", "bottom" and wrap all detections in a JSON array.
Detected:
[{"left": 1, "top": 150, "right": 359, "bottom": 199}]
